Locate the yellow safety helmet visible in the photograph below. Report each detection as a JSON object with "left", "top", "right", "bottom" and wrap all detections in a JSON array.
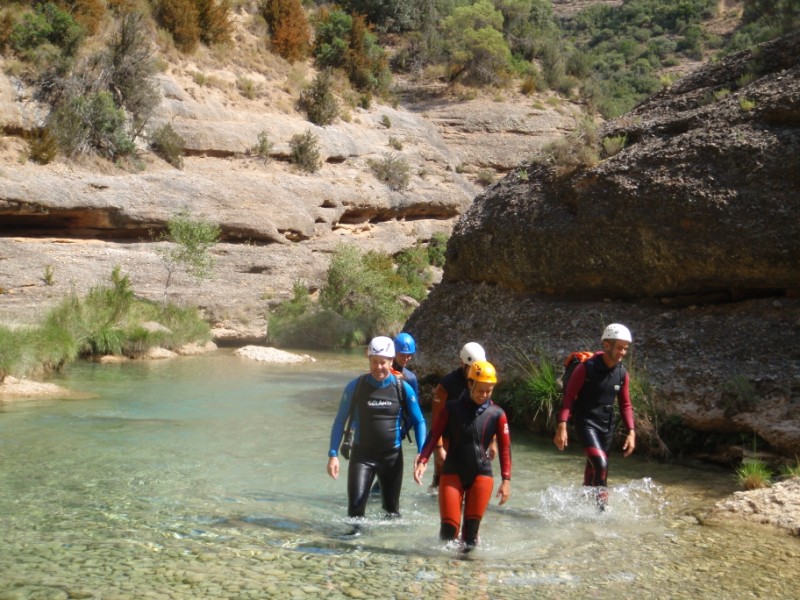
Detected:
[{"left": 468, "top": 360, "right": 497, "bottom": 384}]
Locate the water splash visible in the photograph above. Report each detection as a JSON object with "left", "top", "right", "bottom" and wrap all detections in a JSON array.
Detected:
[{"left": 530, "top": 477, "right": 667, "bottom": 524}]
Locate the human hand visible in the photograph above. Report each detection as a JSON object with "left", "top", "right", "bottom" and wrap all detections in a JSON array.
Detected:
[
  {"left": 623, "top": 430, "right": 636, "bottom": 457},
  {"left": 553, "top": 422, "right": 568, "bottom": 451},
  {"left": 413, "top": 459, "right": 427, "bottom": 485},
  {"left": 327, "top": 456, "right": 339, "bottom": 479},
  {"left": 497, "top": 480, "right": 510, "bottom": 505}
]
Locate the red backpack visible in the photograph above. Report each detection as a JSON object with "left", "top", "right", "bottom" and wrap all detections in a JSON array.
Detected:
[{"left": 560, "top": 351, "right": 593, "bottom": 396}]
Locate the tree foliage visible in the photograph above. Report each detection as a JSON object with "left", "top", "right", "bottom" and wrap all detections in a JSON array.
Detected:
[
  {"left": 338, "top": 0, "right": 419, "bottom": 32},
  {"left": 153, "top": 210, "right": 221, "bottom": 303},
  {"left": 10, "top": 2, "right": 85, "bottom": 57},
  {"left": 96, "top": 11, "right": 160, "bottom": 138},
  {"left": 441, "top": 0, "right": 512, "bottom": 84},
  {"left": 297, "top": 68, "right": 339, "bottom": 126},
  {"left": 261, "top": 0, "right": 311, "bottom": 62},
  {"left": 153, "top": 0, "right": 195, "bottom": 52},
  {"left": 312, "top": 7, "right": 390, "bottom": 94},
  {"left": 195, "top": 0, "right": 233, "bottom": 45}
]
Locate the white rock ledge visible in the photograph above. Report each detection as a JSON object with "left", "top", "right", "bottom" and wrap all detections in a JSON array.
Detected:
[{"left": 235, "top": 345, "right": 316, "bottom": 364}]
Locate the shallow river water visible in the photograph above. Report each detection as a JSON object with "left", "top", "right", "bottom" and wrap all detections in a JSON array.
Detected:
[{"left": 0, "top": 350, "right": 797, "bottom": 600}]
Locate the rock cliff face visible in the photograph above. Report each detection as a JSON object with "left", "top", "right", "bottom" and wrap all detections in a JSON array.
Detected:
[
  {"left": 0, "top": 41, "right": 578, "bottom": 340},
  {"left": 406, "top": 30, "right": 800, "bottom": 458}
]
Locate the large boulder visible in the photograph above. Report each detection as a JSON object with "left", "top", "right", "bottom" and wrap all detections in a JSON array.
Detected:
[
  {"left": 406, "top": 31, "right": 800, "bottom": 457},
  {"left": 444, "top": 30, "right": 800, "bottom": 301}
]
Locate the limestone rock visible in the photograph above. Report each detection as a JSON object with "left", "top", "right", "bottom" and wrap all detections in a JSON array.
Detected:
[
  {"left": 710, "top": 477, "right": 800, "bottom": 536},
  {"left": 234, "top": 345, "right": 315, "bottom": 364}
]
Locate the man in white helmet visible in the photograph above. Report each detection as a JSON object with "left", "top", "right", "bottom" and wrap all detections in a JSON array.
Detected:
[
  {"left": 553, "top": 324, "right": 636, "bottom": 509},
  {"left": 428, "top": 342, "right": 489, "bottom": 491},
  {"left": 327, "top": 336, "right": 427, "bottom": 533}
]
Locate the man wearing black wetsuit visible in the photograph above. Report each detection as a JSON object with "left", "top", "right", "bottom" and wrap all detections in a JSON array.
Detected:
[
  {"left": 327, "top": 336, "right": 426, "bottom": 529},
  {"left": 554, "top": 324, "right": 636, "bottom": 507}
]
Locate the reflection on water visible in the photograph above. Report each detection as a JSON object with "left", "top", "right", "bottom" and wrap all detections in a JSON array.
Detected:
[{"left": 0, "top": 350, "right": 797, "bottom": 599}]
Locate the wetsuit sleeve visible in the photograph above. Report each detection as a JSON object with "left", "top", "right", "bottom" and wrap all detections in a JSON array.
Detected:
[
  {"left": 432, "top": 384, "right": 448, "bottom": 445},
  {"left": 618, "top": 371, "right": 635, "bottom": 431},
  {"left": 418, "top": 404, "right": 450, "bottom": 463},
  {"left": 407, "top": 370, "right": 419, "bottom": 397},
  {"left": 402, "top": 381, "right": 427, "bottom": 453},
  {"left": 557, "top": 362, "right": 587, "bottom": 423},
  {"left": 497, "top": 410, "right": 512, "bottom": 481},
  {"left": 328, "top": 378, "right": 358, "bottom": 458}
]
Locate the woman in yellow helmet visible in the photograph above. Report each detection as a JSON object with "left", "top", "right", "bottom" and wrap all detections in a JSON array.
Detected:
[{"left": 414, "top": 360, "right": 511, "bottom": 551}]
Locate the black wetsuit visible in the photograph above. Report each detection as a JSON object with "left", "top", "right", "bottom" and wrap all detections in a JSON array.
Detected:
[{"left": 329, "top": 374, "right": 426, "bottom": 518}]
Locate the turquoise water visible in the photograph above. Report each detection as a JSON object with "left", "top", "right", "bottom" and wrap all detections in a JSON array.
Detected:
[{"left": 0, "top": 350, "right": 797, "bottom": 599}]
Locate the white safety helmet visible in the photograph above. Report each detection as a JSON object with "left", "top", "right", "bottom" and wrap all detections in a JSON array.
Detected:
[
  {"left": 601, "top": 323, "right": 633, "bottom": 343},
  {"left": 460, "top": 342, "right": 486, "bottom": 365},
  {"left": 368, "top": 336, "right": 395, "bottom": 358}
]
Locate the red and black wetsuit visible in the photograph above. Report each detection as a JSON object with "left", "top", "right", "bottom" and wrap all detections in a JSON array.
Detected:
[
  {"left": 558, "top": 351, "right": 634, "bottom": 487},
  {"left": 419, "top": 394, "right": 511, "bottom": 547}
]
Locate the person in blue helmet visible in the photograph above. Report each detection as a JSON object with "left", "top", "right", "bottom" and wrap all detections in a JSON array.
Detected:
[
  {"left": 327, "top": 336, "right": 427, "bottom": 531},
  {"left": 393, "top": 332, "right": 419, "bottom": 397}
]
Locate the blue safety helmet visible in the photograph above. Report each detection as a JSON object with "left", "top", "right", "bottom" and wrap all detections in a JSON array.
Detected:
[{"left": 394, "top": 332, "right": 416, "bottom": 355}]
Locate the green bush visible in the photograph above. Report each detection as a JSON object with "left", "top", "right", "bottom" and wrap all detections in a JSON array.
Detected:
[
  {"left": 780, "top": 456, "right": 800, "bottom": 479},
  {"left": 539, "top": 116, "right": 600, "bottom": 176},
  {"left": 150, "top": 123, "right": 185, "bottom": 168},
  {"left": 48, "top": 91, "right": 135, "bottom": 160},
  {"left": 736, "top": 458, "right": 772, "bottom": 490},
  {"left": 601, "top": 134, "right": 627, "bottom": 158},
  {"left": 441, "top": 0, "right": 512, "bottom": 84},
  {"left": 297, "top": 69, "right": 339, "bottom": 126},
  {"left": 394, "top": 244, "right": 432, "bottom": 300},
  {"left": 237, "top": 77, "right": 258, "bottom": 99},
  {"left": 27, "top": 127, "right": 59, "bottom": 164},
  {"left": 250, "top": 130, "right": 272, "bottom": 161},
  {"left": 101, "top": 12, "right": 160, "bottom": 139},
  {"left": 269, "top": 243, "right": 427, "bottom": 349},
  {"left": 10, "top": 2, "right": 85, "bottom": 57},
  {"left": 153, "top": 210, "right": 220, "bottom": 303},
  {"left": 476, "top": 168, "right": 494, "bottom": 186},
  {"left": 0, "top": 266, "right": 212, "bottom": 378},
  {"left": 427, "top": 232, "right": 448, "bottom": 268},
  {"left": 312, "top": 8, "right": 390, "bottom": 94},
  {"left": 290, "top": 129, "right": 322, "bottom": 173},
  {"left": 368, "top": 153, "right": 410, "bottom": 191},
  {"left": 493, "top": 350, "right": 561, "bottom": 433}
]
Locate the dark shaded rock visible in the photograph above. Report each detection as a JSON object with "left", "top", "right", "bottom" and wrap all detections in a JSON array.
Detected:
[{"left": 407, "top": 31, "right": 800, "bottom": 458}]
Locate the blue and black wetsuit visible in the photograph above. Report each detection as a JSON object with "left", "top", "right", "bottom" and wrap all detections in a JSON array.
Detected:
[
  {"left": 558, "top": 352, "right": 633, "bottom": 487},
  {"left": 329, "top": 374, "right": 426, "bottom": 517}
]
